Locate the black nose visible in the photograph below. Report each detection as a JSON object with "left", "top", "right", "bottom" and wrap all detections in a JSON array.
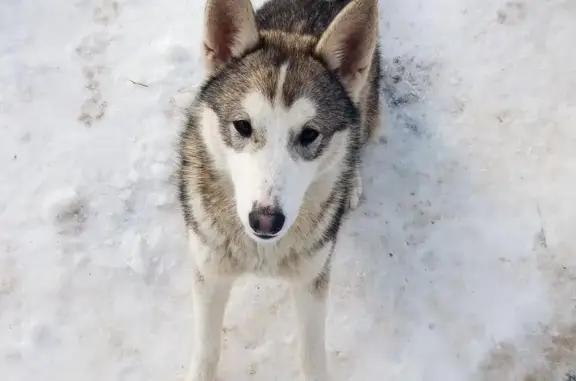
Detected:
[{"left": 248, "top": 208, "right": 286, "bottom": 237}]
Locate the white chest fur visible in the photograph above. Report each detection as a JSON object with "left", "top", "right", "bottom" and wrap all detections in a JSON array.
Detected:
[{"left": 188, "top": 229, "right": 331, "bottom": 283}]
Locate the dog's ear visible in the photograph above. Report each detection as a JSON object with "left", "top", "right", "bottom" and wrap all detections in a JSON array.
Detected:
[
  {"left": 203, "top": 0, "right": 259, "bottom": 74},
  {"left": 315, "top": 0, "right": 379, "bottom": 102}
]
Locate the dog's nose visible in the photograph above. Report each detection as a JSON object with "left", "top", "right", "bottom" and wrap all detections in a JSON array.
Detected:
[{"left": 248, "top": 208, "right": 285, "bottom": 237}]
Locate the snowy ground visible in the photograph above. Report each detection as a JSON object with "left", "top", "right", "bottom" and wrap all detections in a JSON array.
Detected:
[{"left": 1, "top": 0, "right": 575, "bottom": 380}]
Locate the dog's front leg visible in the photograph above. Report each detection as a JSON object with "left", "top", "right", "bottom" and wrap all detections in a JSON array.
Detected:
[
  {"left": 292, "top": 273, "right": 330, "bottom": 381},
  {"left": 187, "top": 271, "right": 234, "bottom": 381}
]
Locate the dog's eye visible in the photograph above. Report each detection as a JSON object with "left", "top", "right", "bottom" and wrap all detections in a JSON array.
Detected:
[
  {"left": 299, "top": 127, "right": 320, "bottom": 146},
  {"left": 233, "top": 120, "right": 253, "bottom": 138}
]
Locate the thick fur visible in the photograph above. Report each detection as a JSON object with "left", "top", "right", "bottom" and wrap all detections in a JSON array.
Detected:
[{"left": 177, "top": 0, "right": 382, "bottom": 380}]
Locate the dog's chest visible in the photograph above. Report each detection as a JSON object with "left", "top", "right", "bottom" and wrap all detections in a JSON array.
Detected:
[{"left": 190, "top": 231, "right": 329, "bottom": 282}]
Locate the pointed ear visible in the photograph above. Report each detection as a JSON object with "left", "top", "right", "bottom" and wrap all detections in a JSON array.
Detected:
[
  {"left": 203, "top": 0, "right": 259, "bottom": 74},
  {"left": 315, "top": 0, "right": 379, "bottom": 102}
]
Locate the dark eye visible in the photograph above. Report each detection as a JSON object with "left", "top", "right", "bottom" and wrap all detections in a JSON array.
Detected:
[
  {"left": 233, "top": 120, "right": 253, "bottom": 138},
  {"left": 299, "top": 127, "right": 320, "bottom": 146}
]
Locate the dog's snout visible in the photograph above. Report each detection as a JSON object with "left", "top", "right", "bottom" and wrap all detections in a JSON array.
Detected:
[{"left": 248, "top": 207, "right": 285, "bottom": 238}]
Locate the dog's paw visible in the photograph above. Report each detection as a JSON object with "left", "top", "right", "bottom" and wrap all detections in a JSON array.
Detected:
[
  {"left": 185, "top": 360, "right": 218, "bottom": 381},
  {"left": 184, "top": 373, "right": 215, "bottom": 381},
  {"left": 301, "top": 374, "right": 329, "bottom": 381},
  {"left": 349, "top": 170, "right": 363, "bottom": 210}
]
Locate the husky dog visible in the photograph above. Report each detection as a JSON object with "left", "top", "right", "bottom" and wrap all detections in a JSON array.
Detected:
[{"left": 177, "top": 0, "right": 382, "bottom": 379}]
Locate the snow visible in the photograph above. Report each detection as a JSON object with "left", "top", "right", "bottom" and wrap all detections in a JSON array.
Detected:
[{"left": 1, "top": 0, "right": 575, "bottom": 380}]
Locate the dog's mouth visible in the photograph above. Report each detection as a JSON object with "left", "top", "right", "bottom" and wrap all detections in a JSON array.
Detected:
[{"left": 254, "top": 233, "right": 277, "bottom": 240}]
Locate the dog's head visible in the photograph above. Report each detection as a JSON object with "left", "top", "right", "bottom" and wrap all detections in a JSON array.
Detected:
[{"left": 197, "top": 0, "right": 378, "bottom": 243}]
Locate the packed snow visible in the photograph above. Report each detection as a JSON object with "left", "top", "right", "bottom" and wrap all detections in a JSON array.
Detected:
[{"left": 1, "top": 0, "right": 575, "bottom": 380}]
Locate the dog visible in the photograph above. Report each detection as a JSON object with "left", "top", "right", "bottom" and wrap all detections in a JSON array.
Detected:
[{"left": 177, "top": 0, "right": 383, "bottom": 379}]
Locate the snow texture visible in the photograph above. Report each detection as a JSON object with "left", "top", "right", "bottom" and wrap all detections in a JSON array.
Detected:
[{"left": 1, "top": 0, "right": 575, "bottom": 380}]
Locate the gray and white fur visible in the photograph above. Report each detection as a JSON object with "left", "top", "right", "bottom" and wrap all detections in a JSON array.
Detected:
[{"left": 177, "top": 0, "right": 383, "bottom": 379}]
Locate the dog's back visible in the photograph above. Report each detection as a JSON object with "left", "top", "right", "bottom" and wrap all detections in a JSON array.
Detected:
[{"left": 256, "top": 0, "right": 351, "bottom": 36}]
